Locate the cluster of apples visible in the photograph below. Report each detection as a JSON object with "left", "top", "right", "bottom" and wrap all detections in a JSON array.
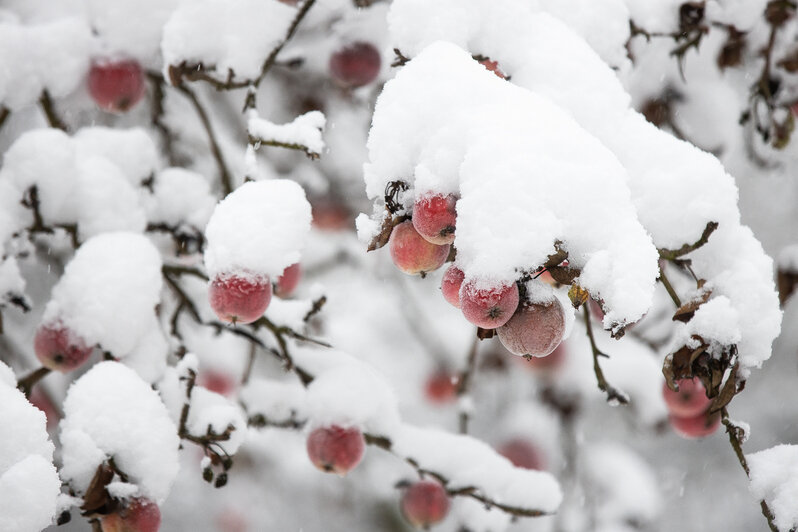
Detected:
[
  {"left": 305, "top": 424, "right": 450, "bottom": 528},
  {"left": 662, "top": 378, "right": 720, "bottom": 438},
  {"left": 389, "top": 192, "right": 566, "bottom": 359}
]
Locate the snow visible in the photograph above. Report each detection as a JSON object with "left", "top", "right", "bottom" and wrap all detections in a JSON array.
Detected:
[
  {"left": 0, "top": 257, "right": 26, "bottom": 304},
  {"left": 148, "top": 167, "right": 216, "bottom": 230},
  {"left": 241, "top": 379, "right": 308, "bottom": 425},
  {"left": 204, "top": 179, "right": 312, "bottom": 279},
  {"left": 60, "top": 361, "right": 180, "bottom": 502},
  {"left": 248, "top": 110, "right": 327, "bottom": 157},
  {"left": 748, "top": 444, "right": 798, "bottom": 532},
  {"left": 42, "top": 232, "right": 163, "bottom": 359},
  {"left": 0, "top": 362, "right": 60, "bottom": 532},
  {"left": 73, "top": 127, "right": 160, "bottom": 187},
  {"left": 162, "top": 0, "right": 296, "bottom": 81},
  {"left": 0, "top": 17, "right": 91, "bottom": 111}
]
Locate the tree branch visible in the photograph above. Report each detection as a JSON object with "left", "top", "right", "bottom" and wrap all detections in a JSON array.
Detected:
[
  {"left": 455, "top": 335, "right": 480, "bottom": 434},
  {"left": 582, "top": 305, "right": 629, "bottom": 405},
  {"left": 38, "top": 90, "right": 68, "bottom": 131},
  {"left": 16, "top": 367, "right": 51, "bottom": 398},
  {"left": 658, "top": 221, "right": 719, "bottom": 260}
]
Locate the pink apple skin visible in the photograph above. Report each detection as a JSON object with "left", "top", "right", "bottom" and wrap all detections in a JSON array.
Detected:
[
  {"left": 100, "top": 498, "right": 161, "bottom": 532},
  {"left": 412, "top": 193, "right": 458, "bottom": 245},
  {"left": 275, "top": 263, "right": 301, "bottom": 298},
  {"left": 209, "top": 274, "right": 272, "bottom": 325},
  {"left": 400, "top": 480, "right": 451, "bottom": 529},
  {"left": 670, "top": 409, "right": 721, "bottom": 439},
  {"left": 479, "top": 58, "right": 506, "bottom": 79},
  {"left": 663, "top": 378, "right": 711, "bottom": 418},
  {"left": 389, "top": 221, "right": 450, "bottom": 275},
  {"left": 311, "top": 200, "right": 352, "bottom": 231},
  {"left": 497, "top": 438, "right": 545, "bottom": 471},
  {"left": 497, "top": 299, "right": 565, "bottom": 357},
  {"left": 34, "top": 323, "right": 93, "bottom": 372},
  {"left": 459, "top": 279, "right": 520, "bottom": 329},
  {"left": 306, "top": 425, "right": 365, "bottom": 475},
  {"left": 424, "top": 370, "right": 458, "bottom": 404},
  {"left": 329, "top": 42, "right": 381, "bottom": 88},
  {"left": 522, "top": 341, "right": 566, "bottom": 372},
  {"left": 88, "top": 59, "right": 146, "bottom": 113},
  {"left": 28, "top": 388, "right": 59, "bottom": 429},
  {"left": 441, "top": 265, "right": 465, "bottom": 308},
  {"left": 198, "top": 371, "right": 236, "bottom": 397}
]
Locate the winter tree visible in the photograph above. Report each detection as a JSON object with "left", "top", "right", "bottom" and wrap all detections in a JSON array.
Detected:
[{"left": 0, "top": 0, "right": 796, "bottom": 531}]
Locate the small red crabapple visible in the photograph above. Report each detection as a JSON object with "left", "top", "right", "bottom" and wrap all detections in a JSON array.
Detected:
[
  {"left": 100, "top": 498, "right": 161, "bottom": 532},
  {"left": 497, "top": 299, "right": 566, "bottom": 357},
  {"left": 34, "top": 322, "right": 93, "bottom": 372},
  {"left": 88, "top": 59, "right": 146, "bottom": 113},
  {"left": 497, "top": 438, "right": 545, "bottom": 470},
  {"left": 669, "top": 409, "right": 721, "bottom": 439},
  {"left": 389, "top": 221, "right": 450, "bottom": 276},
  {"left": 275, "top": 263, "right": 302, "bottom": 298},
  {"left": 28, "top": 388, "right": 59, "bottom": 429},
  {"left": 459, "top": 279, "right": 520, "bottom": 329},
  {"left": 663, "top": 378, "right": 711, "bottom": 418},
  {"left": 306, "top": 425, "right": 365, "bottom": 475},
  {"left": 424, "top": 369, "right": 458, "bottom": 404},
  {"left": 441, "top": 265, "right": 464, "bottom": 308},
  {"left": 198, "top": 371, "right": 236, "bottom": 397},
  {"left": 400, "top": 480, "right": 451, "bottom": 529},
  {"left": 412, "top": 193, "right": 458, "bottom": 245},
  {"left": 329, "top": 42, "right": 381, "bottom": 88},
  {"left": 311, "top": 199, "right": 352, "bottom": 231},
  {"left": 479, "top": 58, "right": 506, "bottom": 79},
  {"left": 209, "top": 274, "right": 272, "bottom": 325}
]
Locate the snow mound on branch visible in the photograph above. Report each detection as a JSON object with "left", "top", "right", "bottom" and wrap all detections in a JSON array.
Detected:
[
  {"left": 248, "top": 110, "right": 327, "bottom": 157},
  {"left": 148, "top": 167, "right": 216, "bottom": 230},
  {"left": 162, "top": 0, "right": 295, "bottom": 81},
  {"left": 386, "top": 0, "right": 781, "bottom": 369},
  {"left": 60, "top": 361, "right": 179, "bottom": 502},
  {"left": 0, "top": 362, "right": 60, "bottom": 532},
  {"left": 361, "top": 41, "right": 659, "bottom": 327},
  {"left": 204, "top": 179, "right": 312, "bottom": 279},
  {"left": 0, "top": 17, "right": 91, "bottom": 110},
  {"left": 748, "top": 444, "right": 798, "bottom": 532},
  {"left": 241, "top": 379, "right": 308, "bottom": 426},
  {"left": 42, "top": 232, "right": 163, "bottom": 358},
  {"left": 74, "top": 127, "right": 159, "bottom": 187}
]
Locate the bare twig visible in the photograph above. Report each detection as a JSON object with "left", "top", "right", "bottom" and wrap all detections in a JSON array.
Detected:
[
  {"left": 0, "top": 106, "right": 9, "bottom": 133},
  {"left": 38, "top": 90, "right": 68, "bottom": 131},
  {"left": 455, "top": 335, "right": 480, "bottom": 434},
  {"left": 658, "top": 267, "right": 683, "bottom": 308},
  {"left": 658, "top": 221, "right": 719, "bottom": 260},
  {"left": 583, "top": 305, "right": 629, "bottom": 405},
  {"left": 16, "top": 367, "right": 51, "bottom": 398},
  {"left": 247, "top": 134, "right": 321, "bottom": 159}
]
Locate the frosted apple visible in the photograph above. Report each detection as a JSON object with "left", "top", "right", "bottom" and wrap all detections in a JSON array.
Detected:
[
  {"left": 522, "top": 341, "right": 566, "bottom": 372},
  {"left": 88, "top": 59, "right": 146, "bottom": 113},
  {"left": 306, "top": 425, "right": 365, "bottom": 475},
  {"left": 440, "top": 265, "right": 464, "bottom": 308},
  {"left": 275, "top": 263, "right": 301, "bottom": 298},
  {"left": 497, "top": 438, "right": 545, "bottom": 470},
  {"left": 497, "top": 299, "right": 565, "bottom": 356},
  {"left": 329, "top": 41, "right": 381, "bottom": 88},
  {"left": 670, "top": 409, "right": 721, "bottom": 439},
  {"left": 209, "top": 274, "right": 272, "bottom": 325},
  {"left": 424, "top": 369, "right": 458, "bottom": 404},
  {"left": 412, "top": 193, "right": 458, "bottom": 245},
  {"left": 100, "top": 498, "right": 161, "bottom": 532},
  {"left": 663, "top": 378, "right": 711, "bottom": 418},
  {"left": 459, "top": 279, "right": 520, "bottom": 329},
  {"left": 400, "top": 480, "right": 450, "bottom": 529},
  {"left": 33, "top": 323, "right": 93, "bottom": 372},
  {"left": 389, "top": 221, "right": 450, "bottom": 275}
]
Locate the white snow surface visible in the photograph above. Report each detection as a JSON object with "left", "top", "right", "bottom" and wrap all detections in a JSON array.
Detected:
[
  {"left": 385, "top": 0, "right": 781, "bottom": 368},
  {"left": 204, "top": 179, "right": 312, "bottom": 279},
  {"left": 778, "top": 244, "right": 798, "bottom": 272},
  {"left": 42, "top": 232, "right": 163, "bottom": 358},
  {"left": 248, "top": 110, "right": 327, "bottom": 157},
  {"left": 241, "top": 378, "right": 308, "bottom": 425},
  {"left": 0, "top": 362, "right": 60, "bottom": 532},
  {"left": 60, "top": 362, "right": 179, "bottom": 502},
  {"left": 0, "top": 17, "right": 91, "bottom": 110},
  {"left": 362, "top": 41, "right": 659, "bottom": 327},
  {"left": 148, "top": 167, "right": 216, "bottom": 229},
  {"left": 162, "top": 0, "right": 295, "bottom": 81},
  {"left": 748, "top": 444, "right": 798, "bottom": 532},
  {"left": 73, "top": 127, "right": 159, "bottom": 187}
]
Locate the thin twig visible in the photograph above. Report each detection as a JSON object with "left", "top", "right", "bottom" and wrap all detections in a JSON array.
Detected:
[
  {"left": 658, "top": 267, "right": 683, "bottom": 308},
  {"left": 658, "top": 221, "right": 719, "bottom": 260},
  {"left": 242, "top": 343, "right": 257, "bottom": 385},
  {"left": 455, "top": 335, "right": 480, "bottom": 434},
  {"left": 16, "top": 367, "right": 51, "bottom": 398},
  {"left": 0, "top": 106, "right": 9, "bottom": 133},
  {"left": 583, "top": 305, "right": 629, "bottom": 405},
  {"left": 38, "top": 90, "right": 68, "bottom": 131}
]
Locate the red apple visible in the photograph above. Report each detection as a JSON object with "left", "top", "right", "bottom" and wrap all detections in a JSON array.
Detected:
[
  {"left": 198, "top": 371, "right": 236, "bottom": 397},
  {"left": 389, "top": 221, "right": 450, "bottom": 275},
  {"left": 100, "top": 498, "right": 161, "bottom": 532},
  {"left": 275, "top": 263, "right": 301, "bottom": 298},
  {"left": 311, "top": 200, "right": 352, "bottom": 231},
  {"left": 28, "top": 388, "right": 59, "bottom": 429},
  {"left": 209, "top": 274, "right": 272, "bottom": 325},
  {"left": 522, "top": 341, "right": 566, "bottom": 372},
  {"left": 497, "top": 438, "right": 545, "bottom": 470},
  {"left": 663, "top": 378, "right": 711, "bottom": 418},
  {"left": 88, "top": 59, "right": 146, "bottom": 113},
  {"left": 479, "top": 58, "right": 506, "bottom": 79},
  {"left": 441, "top": 265, "right": 464, "bottom": 308},
  {"left": 400, "top": 480, "right": 450, "bottom": 529},
  {"left": 329, "top": 42, "right": 381, "bottom": 88},
  {"left": 412, "top": 193, "right": 457, "bottom": 245},
  {"left": 670, "top": 409, "right": 721, "bottom": 439},
  {"left": 33, "top": 323, "right": 93, "bottom": 372},
  {"left": 306, "top": 425, "right": 365, "bottom": 475},
  {"left": 497, "top": 299, "right": 565, "bottom": 357},
  {"left": 459, "top": 279, "right": 520, "bottom": 329},
  {"left": 424, "top": 369, "right": 458, "bottom": 404}
]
